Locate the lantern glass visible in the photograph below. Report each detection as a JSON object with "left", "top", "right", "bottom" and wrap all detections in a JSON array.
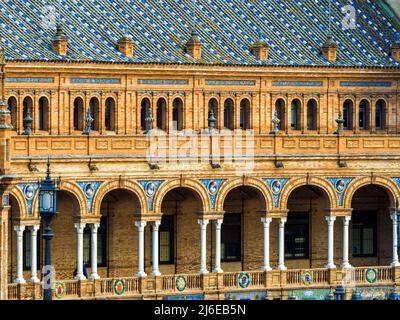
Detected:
[{"left": 42, "top": 192, "right": 52, "bottom": 210}]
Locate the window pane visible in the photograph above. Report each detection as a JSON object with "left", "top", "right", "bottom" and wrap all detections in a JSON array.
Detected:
[
  {"left": 160, "top": 231, "right": 171, "bottom": 262},
  {"left": 352, "top": 228, "right": 361, "bottom": 255},
  {"left": 362, "top": 228, "right": 374, "bottom": 255},
  {"left": 285, "top": 213, "right": 309, "bottom": 259},
  {"left": 222, "top": 214, "right": 241, "bottom": 261},
  {"left": 23, "top": 230, "right": 32, "bottom": 270}
]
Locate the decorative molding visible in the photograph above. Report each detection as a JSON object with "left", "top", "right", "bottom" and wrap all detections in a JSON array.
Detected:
[
  {"left": 138, "top": 79, "right": 189, "bottom": 85},
  {"left": 340, "top": 82, "right": 392, "bottom": 87},
  {"left": 272, "top": 81, "right": 323, "bottom": 87},
  {"left": 70, "top": 78, "right": 121, "bottom": 84},
  {"left": 205, "top": 80, "right": 256, "bottom": 86},
  {"left": 263, "top": 178, "right": 289, "bottom": 208},
  {"left": 138, "top": 180, "right": 164, "bottom": 211},
  {"left": 327, "top": 178, "right": 353, "bottom": 207},
  {"left": 6, "top": 77, "right": 54, "bottom": 83},
  {"left": 77, "top": 181, "right": 104, "bottom": 214},
  {"left": 16, "top": 183, "right": 39, "bottom": 216},
  {"left": 200, "top": 179, "right": 226, "bottom": 209}
]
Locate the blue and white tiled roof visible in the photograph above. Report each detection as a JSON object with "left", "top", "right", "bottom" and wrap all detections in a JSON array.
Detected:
[{"left": 0, "top": 0, "right": 399, "bottom": 67}]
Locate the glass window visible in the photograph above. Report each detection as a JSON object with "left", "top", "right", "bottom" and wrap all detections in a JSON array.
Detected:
[
  {"left": 83, "top": 217, "right": 108, "bottom": 267},
  {"left": 285, "top": 213, "right": 309, "bottom": 259},
  {"left": 352, "top": 211, "right": 377, "bottom": 257},
  {"left": 221, "top": 214, "right": 241, "bottom": 262},
  {"left": 159, "top": 215, "right": 174, "bottom": 264},
  {"left": 23, "top": 229, "right": 40, "bottom": 271}
]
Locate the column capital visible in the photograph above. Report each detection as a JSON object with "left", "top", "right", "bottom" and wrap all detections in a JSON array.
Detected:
[
  {"left": 74, "top": 222, "right": 86, "bottom": 232},
  {"left": 134, "top": 220, "right": 147, "bottom": 229},
  {"left": 391, "top": 213, "right": 399, "bottom": 221},
  {"left": 90, "top": 222, "right": 100, "bottom": 231},
  {"left": 30, "top": 225, "right": 40, "bottom": 232},
  {"left": 151, "top": 220, "right": 161, "bottom": 229},
  {"left": 279, "top": 217, "right": 287, "bottom": 225},
  {"left": 214, "top": 219, "right": 223, "bottom": 227},
  {"left": 325, "top": 216, "right": 337, "bottom": 223},
  {"left": 343, "top": 216, "right": 351, "bottom": 223},
  {"left": 198, "top": 219, "right": 209, "bottom": 226},
  {"left": 13, "top": 225, "right": 25, "bottom": 233},
  {"left": 261, "top": 217, "right": 272, "bottom": 224}
]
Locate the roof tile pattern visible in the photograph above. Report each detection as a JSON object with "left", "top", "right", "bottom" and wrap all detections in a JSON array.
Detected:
[{"left": 0, "top": 0, "right": 399, "bottom": 67}]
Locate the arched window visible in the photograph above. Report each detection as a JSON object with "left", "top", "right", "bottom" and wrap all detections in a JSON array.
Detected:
[
  {"left": 172, "top": 98, "right": 183, "bottom": 131},
  {"left": 38, "top": 97, "right": 49, "bottom": 131},
  {"left": 156, "top": 98, "right": 167, "bottom": 130},
  {"left": 89, "top": 98, "right": 100, "bottom": 131},
  {"left": 140, "top": 98, "right": 151, "bottom": 131},
  {"left": 307, "top": 99, "right": 318, "bottom": 130},
  {"left": 208, "top": 98, "right": 218, "bottom": 128},
  {"left": 240, "top": 99, "right": 250, "bottom": 130},
  {"left": 22, "top": 97, "right": 33, "bottom": 132},
  {"left": 73, "top": 97, "right": 84, "bottom": 131},
  {"left": 105, "top": 98, "right": 115, "bottom": 131},
  {"left": 275, "top": 98, "right": 285, "bottom": 131},
  {"left": 290, "top": 99, "right": 301, "bottom": 130},
  {"left": 375, "top": 99, "right": 386, "bottom": 130},
  {"left": 7, "top": 97, "right": 17, "bottom": 130},
  {"left": 343, "top": 99, "right": 353, "bottom": 130},
  {"left": 359, "top": 99, "right": 370, "bottom": 130},
  {"left": 224, "top": 98, "right": 234, "bottom": 130}
]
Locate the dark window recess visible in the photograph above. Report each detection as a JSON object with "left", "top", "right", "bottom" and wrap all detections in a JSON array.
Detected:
[
  {"left": 352, "top": 211, "right": 377, "bottom": 257},
  {"left": 159, "top": 215, "right": 175, "bottom": 264},
  {"left": 83, "top": 217, "right": 108, "bottom": 267},
  {"left": 285, "top": 213, "right": 309, "bottom": 259},
  {"left": 23, "top": 229, "right": 41, "bottom": 271},
  {"left": 221, "top": 214, "right": 241, "bottom": 262}
]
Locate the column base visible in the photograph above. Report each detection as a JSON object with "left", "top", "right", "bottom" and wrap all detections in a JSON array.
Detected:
[
  {"left": 90, "top": 273, "right": 100, "bottom": 280},
  {"left": 135, "top": 271, "right": 147, "bottom": 278},
  {"left": 150, "top": 271, "right": 161, "bottom": 276},
  {"left": 14, "top": 278, "right": 26, "bottom": 284},
  {"left": 261, "top": 266, "right": 272, "bottom": 271},
  {"left": 341, "top": 263, "right": 352, "bottom": 269},
  {"left": 199, "top": 269, "right": 209, "bottom": 275},
  {"left": 391, "top": 261, "right": 400, "bottom": 267},
  {"left": 213, "top": 268, "right": 223, "bottom": 273},
  {"left": 277, "top": 265, "right": 287, "bottom": 271},
  {"left": 325, "top": 263, "right": 336, "bottom": 269},
  {"left": 29, "top": 277, "right": 40, "bottom": 283},
  {"left": 74, "top": 274, "right": 86, "bottom": 281}
]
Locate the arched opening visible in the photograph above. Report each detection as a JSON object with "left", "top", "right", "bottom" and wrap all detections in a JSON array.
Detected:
[
  {"left": 98, "top": 189, "right": 141, "bottom": 277},
  {"left": 222, "top": 186, "right": 266, "bottom": 271},
  {"left": 105, "top": 98, "right": 115, "bottom": 131},
  {"left": 22, "top": 97, "right": 33, "bottom": 132},
  {"left": 286, "top": 185, "right": 331, "bottom": 269},
  {"left": 140, "top": 98, "right": 151, "bottom": 131},
  {"left": 350, "top": 185, "right": 392, "bottom": 267},
  {"left": 89, "top": 97, "right": 100, "bottom": 131},
  {"left": 240, "top": 99, "right": 251, "bottom": 130},
  {"left": 172, "top": 98, "right": 183, "bottom": 131},
  {"left": 343, "top": 99, "right": 354, "bottom": 130},
  {"left": 73, "top": 97, "right": 84, "bottom": 131},
  {"left": 290, "top": 99, "right": 301, "bottom": 130},
  {"left": 208, "top": 98, "right": 218, "bottom": 128},
  {"left": 38, "top": 97, "right": 49, "bottom": 131},
  {"left": 7, "top": 97, "right": 17, "bottom": 130},
  {"left": 224, "top": 98, "right": 234, "bottom": 130},
  {"left": 375, "top": 99, "right": 386, "bottom": 130},
  {"left": 160, "top": 187, "right": 204, "bottom": 274},
  {"left": 307, "top": 99, "right": 318, "bottom": 130},
  {"left": 359, "top": 99, "right": 370, "bottom": 130},
  {"left": 156, "top": 98, "right": 167, "bottom": 131},
  {"left": 275, "top": 99, "right": 285, "bottom": 131}
]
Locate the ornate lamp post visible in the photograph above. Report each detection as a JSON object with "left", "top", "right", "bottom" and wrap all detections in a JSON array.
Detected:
[{"left": 39, "top": 158, "right": 58, "bottom": 300}]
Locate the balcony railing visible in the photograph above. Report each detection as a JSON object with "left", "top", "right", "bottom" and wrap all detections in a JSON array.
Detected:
[{"left": 6, "top": 266, "right": 399, "bottom": 300}]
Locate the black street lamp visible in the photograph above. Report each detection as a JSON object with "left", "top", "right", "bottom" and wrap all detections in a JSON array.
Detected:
[{"left": 39, "top": 158, "right": 58, "bottom": 300}]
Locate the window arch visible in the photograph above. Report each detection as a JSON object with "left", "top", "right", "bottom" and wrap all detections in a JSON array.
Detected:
[
  {"left": 359, "top": 99, "right": 370, "bottom": 130},
  {"left": 275, "top": 98, "right": 285, "bottom": 131},
  {"left": 375, "top": 99, "right": 386, "bottom": 130},
  {"left": 156, "top": 98, "right": 167, "bottom": 131},
  {"left": 89, "top": 97, "right": 100, "bottom": 131},
  {"left": 172, "top": 98, "right": 183, "bottom": 131},
  {"left": 38, "top": 97, "right": 49, "bottom": 131},
  {"left": 22, "top": 97, "right": 33, "bottom": 132},
  {"left": 73, "top": 97, "right": 84, "bottom": 131},
  {"left": 7, "top": 97, "right": 17, "bottom": 130},
  {"left": 105, "top": 98, "right": 115, "bottom": 131},
  {"left": 224, "top": 98, "right": 234, "bottom": 130},
  {"left": 307, "top": 99, "right": 318, "bottom": 130},
  {"left": 343, "top": 99, "right": 353, "bottom": 130},
  {"left": 140, "top": 98, "right": 151, "bottom": 131},
  {"left": 290, "top": 99, "right": 301, "bottom": 130},
  {"left": 240, "top": 99, "right": 251, "bottom": 130},
  {"left": 208, "top": 98, "right": 218, "bottom": 128}
]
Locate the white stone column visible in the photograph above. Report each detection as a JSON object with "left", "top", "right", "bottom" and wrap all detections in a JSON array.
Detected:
[
  {"left": 14, "top": 225, "right": 26, "bottom": 284},
  {"left": 391, "top": 213, "right": 400, "bottom": 267},
  {"left": 150, "top": 221, "right": 161, "bottom": 276},
  {"left": 213, "top": 219, "right": 223, "bottom": 273},
  {"left": 74, "top": 223, "right": 86, "bottom": 280},
  {"left": 341, "top": 216, "right": 352, "bottom": 269},
  {"left": 90, "top": 223, "right": 100, "bottom": 279},
  {"left": 326, "top": 216, "right": 336, "bottom": 269},
  {"left": 278, "top": 218, "right": 287, "bottom": 271},
  {"left": 261, "top": 218, "right": 272, "bottom": 271},
  {"left": 198, "top": 219, "right": 209, "bottom": 274},
  {"left": 29, "top": 225, "right": 40, "bottom": 283},
  {"left": 135, "top": 221, "right": 147, "bottom": 277}
]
